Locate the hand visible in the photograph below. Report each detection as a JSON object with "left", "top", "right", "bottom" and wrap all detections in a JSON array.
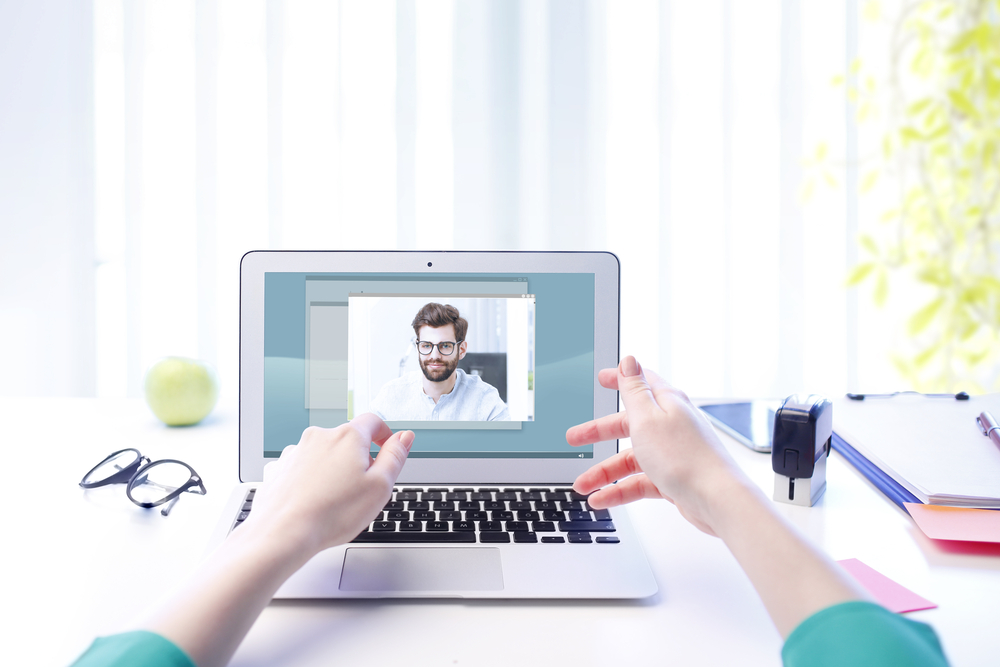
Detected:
[
  {"left": 568, "top": 356, "right": 750, "bottom": 536},
  {"left": 246, "top": 414, "right": 414, "bottom": 556}
]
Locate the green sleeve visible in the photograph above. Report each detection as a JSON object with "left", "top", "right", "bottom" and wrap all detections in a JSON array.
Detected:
[
  {"left": 69, "top": 630, "right": 197, "bottom": 667},
  {"left": 782, "top": 601, "right": 949, "bottom": 667}
]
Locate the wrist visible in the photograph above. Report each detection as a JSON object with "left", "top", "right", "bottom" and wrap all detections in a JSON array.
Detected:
[
  {"left": 143, "top": 508, "right": 319, "bottom": 667},
  {"left": 224, "top": 513, "right": 319, "bottom": 578},
  {"left": 698, "top": 465, "right": 771, "bottom": 540}
]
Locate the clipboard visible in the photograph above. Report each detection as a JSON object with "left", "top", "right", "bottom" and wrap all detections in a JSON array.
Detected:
[
  {"left": 833, "top": 393, "right": 1000, "bottom": 543},
  {"left": 833, "top": 393, "right": 1000, "bottom": 508},
  {"left": 830, "top": 433, "right": 919, "bottom": 511}
]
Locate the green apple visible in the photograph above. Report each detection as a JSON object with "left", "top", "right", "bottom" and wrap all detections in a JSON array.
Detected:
[{"left": 144, "top": 357, "right": 220, "bottom": 426}]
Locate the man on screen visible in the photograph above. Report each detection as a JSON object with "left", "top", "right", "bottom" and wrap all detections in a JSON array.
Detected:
[{"left": 370, "top": 302, "right": 509, "bottom": 421}]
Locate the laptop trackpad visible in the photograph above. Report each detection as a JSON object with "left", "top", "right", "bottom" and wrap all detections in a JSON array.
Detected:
[{"left": 340, "top": 548, "right": 504, "bottom": 592}]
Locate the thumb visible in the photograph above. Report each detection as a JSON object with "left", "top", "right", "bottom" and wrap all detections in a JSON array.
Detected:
[
  {"left": 617, "top": 356, "right": 661, "bottom": 420},
  {"left": 369, "top": 429, "right": 414, "bottom": 484}
]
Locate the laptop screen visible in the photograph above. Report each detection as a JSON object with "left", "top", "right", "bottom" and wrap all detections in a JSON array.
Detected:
[{"left": 263, "top": 271, "right": 595, "bottom": 460}]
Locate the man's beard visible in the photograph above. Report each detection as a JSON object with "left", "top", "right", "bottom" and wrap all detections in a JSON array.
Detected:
[{"left": 419, "top": 354, "right": 459, "bottom": 382}]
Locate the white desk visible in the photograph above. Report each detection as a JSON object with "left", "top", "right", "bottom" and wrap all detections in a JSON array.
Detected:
[{"left": 4, "top": 398, "right": 998, "bottom": 666}]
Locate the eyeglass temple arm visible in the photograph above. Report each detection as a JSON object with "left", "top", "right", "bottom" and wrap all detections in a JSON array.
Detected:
[
  {"left": 152, "top": 477, "right": 207, "bottom": 516},
  {"left": 160, "top": 495, "right": 181, "bottom": 516}
]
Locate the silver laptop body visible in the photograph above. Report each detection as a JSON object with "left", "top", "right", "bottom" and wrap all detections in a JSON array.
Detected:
[{"left": 207, "top": 250, "right": 657, "bottom": 599}]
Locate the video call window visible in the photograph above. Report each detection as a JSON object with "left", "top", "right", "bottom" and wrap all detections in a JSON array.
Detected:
[
  {"left": 265, "top": 271, "right": 592, "bottom": 458},
  {"left": 346, "top": 294, "right": 535, "bottom": 427}
]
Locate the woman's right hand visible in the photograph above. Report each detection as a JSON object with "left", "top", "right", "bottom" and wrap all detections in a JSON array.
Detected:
[
  {"left": 567, "top": 355, "right": 755, "bottom": 537},
  {"left": 570, "top": 356, "right": 870, "bottom": 639}
]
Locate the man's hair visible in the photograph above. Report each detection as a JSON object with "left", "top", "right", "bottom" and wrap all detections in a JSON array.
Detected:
[{"left": 412, "top": 302, "right": 468, "bottom": 342}]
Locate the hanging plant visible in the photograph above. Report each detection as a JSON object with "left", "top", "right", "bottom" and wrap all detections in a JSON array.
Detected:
[{"left": 846, "top": 0, "right": 1000, "bottom": 392}]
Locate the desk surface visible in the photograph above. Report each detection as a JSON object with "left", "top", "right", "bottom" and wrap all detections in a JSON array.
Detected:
[{"left": 4, "top": 398, "right": 998, "bottom": 666}]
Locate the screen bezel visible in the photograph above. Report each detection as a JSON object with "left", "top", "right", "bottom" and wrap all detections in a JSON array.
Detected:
[{"left": 239, "top": 250, "right": 620, "bottom": 483}]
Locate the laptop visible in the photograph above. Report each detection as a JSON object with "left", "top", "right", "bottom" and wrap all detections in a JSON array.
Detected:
[{"left": 207, "top": 250, "right": 658, "bottom": 599}]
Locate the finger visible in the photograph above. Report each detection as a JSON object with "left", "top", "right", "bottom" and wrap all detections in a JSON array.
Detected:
[
  {"left": 599, "top": 363, "right": 668, "bottom": 392},
  {"left": 644, "top": 370, "right": 691, "bottom": 408},
  {"left": 597, "top": 367, "right": 619, "bottom": 390},
  {"left": 566, "top": 411, "right": 629, "bottom": 447},
  {"left": 586, "top": 474, "right": 664, "bottom": 509},
  {"left": 350, "top": 412, "right": 395, "bottom": 448},
  {"left": 616, "top": 356, "right": 663, "bottom": 421},
  {"left": 368, "top": 430, "right": 414, "bottom": 484},
  {"left": 572, "top": 449, "right": 642, "bottom": 494}
]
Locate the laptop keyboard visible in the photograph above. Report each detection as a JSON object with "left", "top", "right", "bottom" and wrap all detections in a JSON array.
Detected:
[{"left": 232, "top": 487, "right": 619, "bottom": 544}]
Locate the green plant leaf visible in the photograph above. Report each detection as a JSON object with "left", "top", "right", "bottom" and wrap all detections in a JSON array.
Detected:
[
  {"left": 979, "top": 276, "right": 1000, "bottom": 292},
  {"left": 873, "top": 270, "right": 889, "bottom": 307},
  {"left": 908, "top": 296, "right": 946, "bottom": 335},
  {"left": 846, "top": 262, "right": 876, "bottom": 286},
  {"left": 860, "top": 234, "right": 880, "bottom": 255},
  {"left": 962, "top": 347, "right": 990, "bottom": 366},
  {"left": 948, "top": 89, "right": 979, "bottom": 119},
  {"left": 960, "top": 283, "right": 990, "bottom": 306},
  {"left": 890, "top": 354, "right": 913, "bottom": 380},
  {"left": 861, "top": 170, "right": 880, "bottom": 192},
  {"left": 862, "top": 1, "right": 881, "bottom": 22},
  {"left": 959, "top": 320, "right": 980, "bottom": 341},
  {"left": 925, "top": 124, "right": 950, "bottom": 141},
  {"left": 914, "top": 342, "right": 941, "bottom": 368},
  {"left": 916, "top": 266, "right": 951, "bottom": 287},
  {"left": 858, "top": 101, "right": 873, "bottom": 120},
  {"left": 882, "top": 134, "right": 894, "bottom": 158},
  {"left": 906, "top": 97, "right": 932, "bottom": 116},
  {"left": 985, "top": 70, "right": 1000, "bottom": 99},
  {"left": 800, "top": 179, "right": 816, "bottom": 202},
  {"left": 949, "top": 27, "right": 982, "bottom": 54},
  {"left": 911, "top": 49, "right": 933, "bottom": 76}
]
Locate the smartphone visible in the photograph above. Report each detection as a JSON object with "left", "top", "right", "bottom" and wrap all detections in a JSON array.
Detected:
[{"left": 700, "top": 401, "right": 778, "bottom": 453}]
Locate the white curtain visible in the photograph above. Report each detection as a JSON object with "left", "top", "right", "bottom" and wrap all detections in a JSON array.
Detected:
[{"left": 89, "top": 0, "right": 890, "bottom": 403}]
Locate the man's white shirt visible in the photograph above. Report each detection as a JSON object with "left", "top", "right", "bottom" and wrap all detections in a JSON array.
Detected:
[{"left": 370, "top": 368, "right": 509, "bottom": 421}]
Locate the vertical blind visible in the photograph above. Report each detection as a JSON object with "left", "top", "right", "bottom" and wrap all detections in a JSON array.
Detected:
[{"left": 93, "top": 0, "right": 892, "bottom": 403}]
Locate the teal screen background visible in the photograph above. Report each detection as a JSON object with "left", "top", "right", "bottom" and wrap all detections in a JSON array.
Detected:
[{"left": 263, "top": 272, "right": 595, "bottom": 458}]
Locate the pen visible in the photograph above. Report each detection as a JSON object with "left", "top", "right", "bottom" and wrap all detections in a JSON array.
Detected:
[{"left": 978, "top": 411, "right": 1000, "bottom": 450}]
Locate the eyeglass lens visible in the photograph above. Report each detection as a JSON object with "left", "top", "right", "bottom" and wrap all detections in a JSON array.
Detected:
[
  {"left": 81, "top": 449, "right": 140, "bottom": 486},
  {"left": 128, "top": 461, "right": 193, "bottom": 505},
  {"left": 417, "top": 341, "right": 456, "bottom": 355}
]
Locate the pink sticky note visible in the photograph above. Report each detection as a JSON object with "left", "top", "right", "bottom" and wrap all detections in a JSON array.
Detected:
[
  {"left": 905, "top": 503, "right": 1000, "bottom": 544},
  {"left": 837, "top": 558, "right": 937, "bottom": 613}
]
